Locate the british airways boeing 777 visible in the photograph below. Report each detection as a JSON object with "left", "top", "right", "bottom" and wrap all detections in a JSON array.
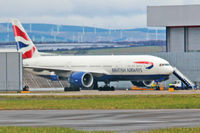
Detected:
[{"left": 12, "top": 19, "right": 173, "bottom": 90}]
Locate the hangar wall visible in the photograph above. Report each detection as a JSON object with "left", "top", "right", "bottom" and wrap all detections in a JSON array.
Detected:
[{"left": 0, "top": 52, "right": 22, "bottom": 91}]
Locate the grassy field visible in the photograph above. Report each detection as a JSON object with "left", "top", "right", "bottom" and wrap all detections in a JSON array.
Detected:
[
  {"left": 138, "top": 127, "right": 200, "bottom": 133},
  {"left": 87, "top": 46, "right": 162, "bottom": 55},
  {"left": 0, "top": 127, "right": 114, "bottom": 133},
  {"left": 0, "top": 94, "right": 200, "bottom": 110},
  {"left": 53, "top": 46, "right": 163, "bottom": 55},
  {"left": 0, "top": 127, "right": 200, "bottom": 133}
]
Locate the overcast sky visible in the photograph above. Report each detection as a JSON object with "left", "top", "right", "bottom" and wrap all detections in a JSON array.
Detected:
[{"left": 0, "top": 0, "right": 200, "bottom": 29}]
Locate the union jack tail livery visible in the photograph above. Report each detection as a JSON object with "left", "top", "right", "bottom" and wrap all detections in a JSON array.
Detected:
[{"left": 12, "top": 19, "right": 39, "bottom": 59}]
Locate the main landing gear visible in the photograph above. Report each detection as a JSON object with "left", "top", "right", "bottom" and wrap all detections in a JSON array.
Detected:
[{"left": 98, "top": 81, "right": 115, "bottom": 91}]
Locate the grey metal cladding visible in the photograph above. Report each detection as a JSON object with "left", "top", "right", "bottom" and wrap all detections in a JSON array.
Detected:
[
  {"left": 168, "top": 28, "right": 185, "bottom": 52},
  {"left": 0, "top": 53, "right": 7, "bottom": 90},
  {"left": 188, "top": 27, "right": 200, "bottom": 51},
  {"left": 7, "top": 53, "right": 20, "bottom": 90},
  {"left": 0, "top": 52, "right": 22, "bottom": 91},
  {"left": 147, "top": 5, "right": 200, "bottom": 27}
]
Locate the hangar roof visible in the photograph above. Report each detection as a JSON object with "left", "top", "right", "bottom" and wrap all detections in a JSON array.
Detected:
[{"left": 147, "top": 5, "right": 200, "bottom": 27}]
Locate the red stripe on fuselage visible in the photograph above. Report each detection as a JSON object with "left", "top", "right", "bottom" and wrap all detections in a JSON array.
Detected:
[
  {"left": 12, "top": 25, "right": 29, "bottom": 41},
  {"left": 134, "top": 61, "right": 153, "bottom": 65}
]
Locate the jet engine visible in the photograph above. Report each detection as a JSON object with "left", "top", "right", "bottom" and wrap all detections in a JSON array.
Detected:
[
  {"left": 69, "top": 72, "right": 94, "bottom": 89},
  {"left": 131, "top": 80, "right": 154, "bottom": 88}
]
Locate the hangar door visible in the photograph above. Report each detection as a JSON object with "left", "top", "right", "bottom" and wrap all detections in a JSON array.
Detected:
[
  {"left": 167, "top": 27, "right": 184, "bottom": 52},
  {"left": 188, "top": 27, "right": 200, "bottom": 51},
  {"left": 0, "top": 52, "right": 22, "bottom": 91}
]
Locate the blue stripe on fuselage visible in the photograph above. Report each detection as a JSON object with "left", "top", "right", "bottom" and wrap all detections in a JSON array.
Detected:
[{"left": 95, "top": 74, "right": 169, "bottom": 81}]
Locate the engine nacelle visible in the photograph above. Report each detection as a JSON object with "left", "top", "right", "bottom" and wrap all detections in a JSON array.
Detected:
[
  {"left": 131, "top": 80, "right": 154, "bottom": 88},
  {"left": 69, "top": 72, "right": 94, "bottom": 88}
]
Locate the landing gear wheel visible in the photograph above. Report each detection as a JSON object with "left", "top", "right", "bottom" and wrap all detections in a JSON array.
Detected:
[
  {"left": 110, "top": 86, "right": 115, "bottom": 91},
  {"left": 98, "top": 81, "right": 115, "bottom": 91},
  {"left": 98, "top": 86, "right": 115, "bottom": 91}
]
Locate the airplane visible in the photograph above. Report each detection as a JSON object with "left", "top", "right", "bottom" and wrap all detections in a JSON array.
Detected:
[{"left": 12, "top": 19, "right": 174, "bottom": 90}]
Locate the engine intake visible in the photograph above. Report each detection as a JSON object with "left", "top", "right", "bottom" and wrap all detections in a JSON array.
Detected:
[{"left": 69, "top": 72, "right": 94, "bottom": 88}]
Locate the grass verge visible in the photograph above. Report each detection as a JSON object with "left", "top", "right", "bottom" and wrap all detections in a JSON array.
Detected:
[
  {"left": 0, "top": 94, "right": 200, "bottom": 110},
  {"left": 87, "top": 46, "right": 162, "bottom": 55},
  {"left": 137, "top": 127, "right": 200, "bottom": 133},
  {"left": 0, "top": 126, "right": 200, "bottom": 133},
  {"left": 52, "top": 46, "right": 163, "bottom": 55},
  {"left": 0, "top": 127, "right": 114, "bottom": 133}
]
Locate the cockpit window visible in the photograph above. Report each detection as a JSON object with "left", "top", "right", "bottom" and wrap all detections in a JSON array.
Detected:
[{"left": 159, "top": 63, "right": 170, "bottom": 66}]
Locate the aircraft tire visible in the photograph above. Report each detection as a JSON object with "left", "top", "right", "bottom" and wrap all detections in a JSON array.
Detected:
[{"left": 110, "top": 86, "right": 115, "bottom": 91}]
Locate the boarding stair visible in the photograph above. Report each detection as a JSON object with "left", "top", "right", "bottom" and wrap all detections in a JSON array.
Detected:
[{"left": 173, "top": 67, "right": 195, "bottom": 90}]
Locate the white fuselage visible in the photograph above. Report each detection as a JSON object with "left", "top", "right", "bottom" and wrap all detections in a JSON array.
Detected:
[{"left": 23, "top": 55, "right": 173, "bottom": 78}]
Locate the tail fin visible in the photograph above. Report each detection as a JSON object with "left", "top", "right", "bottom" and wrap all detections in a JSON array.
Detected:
[{"left": 12, "top": 19, "right": 39, "bottom": 59}]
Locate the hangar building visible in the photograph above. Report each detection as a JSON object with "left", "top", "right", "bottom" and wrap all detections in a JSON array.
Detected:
[
  {"left": 147, "top": 5, "right": 200, "bottom": 52},
  {"left": 147, "top": 5, "right": 200, "bottom": 87},
  {"left": 0, "top": 51, "right": 22, "bottom": 91}
]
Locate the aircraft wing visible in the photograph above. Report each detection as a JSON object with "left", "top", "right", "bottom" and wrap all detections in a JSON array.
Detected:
[{"left": 24, "top": 66, "right": 110, "bottom": 75}]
